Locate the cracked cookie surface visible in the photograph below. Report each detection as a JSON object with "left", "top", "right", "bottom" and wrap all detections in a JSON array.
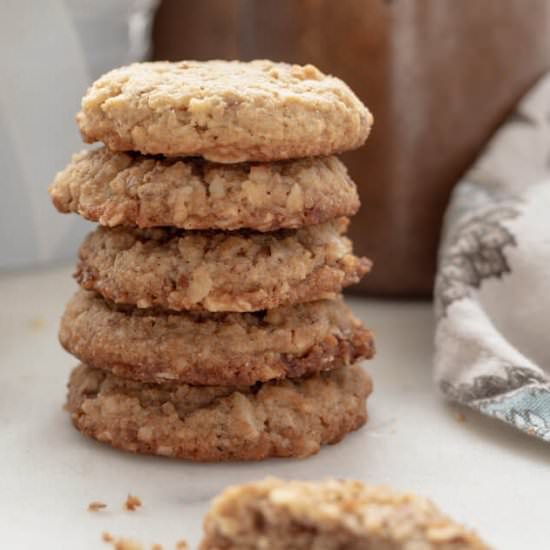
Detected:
[
  {"left": 67, "top": 364, "right": 372, "bottom": 461},
  {"left": 60, "top": 291, "right": 374, "bottom": 385},
  {"left": 76, "top": 60, "right": 372, "bottom": 162}
]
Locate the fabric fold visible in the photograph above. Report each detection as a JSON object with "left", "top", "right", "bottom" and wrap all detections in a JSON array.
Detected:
[{"left": 434, "top": 72, "right": 550, "bottom": 441}]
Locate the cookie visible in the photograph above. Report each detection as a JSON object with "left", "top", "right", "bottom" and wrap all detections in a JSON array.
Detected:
[
  {"left": 67, "top": 364, "right": 372, "bottom": 461},
  {"left": 49, "top": 148, "right": 360, "bottom": 231},
  {"left": 75, "top": 218, "right": 371, "bottom": 312},
  {"left": 60, "top": 291, "right": 374, "bottom": 386},
  {"left": 200, "top": 479, "right": 489, "bottom": 550},
  {"left": 76, "top": 60, "right": 372, "bottom": 162}
]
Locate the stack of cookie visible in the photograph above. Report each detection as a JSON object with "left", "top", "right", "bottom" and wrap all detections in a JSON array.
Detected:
[{"left": 49, "top": 60, "right": 375, "bottom": 461}]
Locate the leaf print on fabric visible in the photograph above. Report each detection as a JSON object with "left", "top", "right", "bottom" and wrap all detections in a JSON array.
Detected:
[
  {"left": 441, "top": 367, "right": 550, "bottom": 440},
  {"left": 478, "top": 386, "right": 550, "bottom": 441},
  {"left": 440, "top": 365, "right": 548, "bottom": 403},
  {"left": 435, "top": 205, "right": 519, "bottom": 317}
]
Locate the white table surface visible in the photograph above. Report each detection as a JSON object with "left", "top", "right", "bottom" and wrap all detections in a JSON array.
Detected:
[{"left": 1, "top": 265, "right": 548, "bottom": 549}]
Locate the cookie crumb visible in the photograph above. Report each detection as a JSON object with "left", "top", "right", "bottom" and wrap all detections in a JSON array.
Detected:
[
  {"left": 28, "top": 316, "right": 46, "bottom": 331},
  {"left": 88, "top": 501, "right": 107, "bottom": 512},
  {"left": 102, "top": 533, "right": 145, "bottom": 550},
  {"left": 151, "top": 544, "right": 163, "bottom": 550},
  {"left": 454, "top": 412, "right": 466, "bottom": 423},
  {"left": 113, "top": 539, "right": 144, "bottom": 550},
  {"left": 175, "top": 541, "right": 188, "bottom": 550},
  {"left": 124, "top": 494, "right": 142, "bottom": 511},
  {"left": 527, "top": 427, "right": 536, "bottom": 436}
]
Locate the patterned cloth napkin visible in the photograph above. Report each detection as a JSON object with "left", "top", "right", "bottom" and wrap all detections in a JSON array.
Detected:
[{"left": 434, "top": 72, "right": 550, "bottom": 441}]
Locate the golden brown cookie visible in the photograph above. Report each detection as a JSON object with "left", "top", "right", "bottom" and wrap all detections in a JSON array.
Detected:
[
  {"left": 59, "top": 291, "right": 374, "bottom": 386},
  {"left": 67, "top": 364, "right": 372, "bottom": 461},
  {"left": 75, "top": 218, "right": 371, "bottom": 312},
  {"left": 76, "top": 60, "right": 372, "bottom": 162},
  {"left": 49, "top": 149, "right": 360, "bottom": 231},
  {"left": 200, "top": 479, "right": 490, "bottom": 550}
]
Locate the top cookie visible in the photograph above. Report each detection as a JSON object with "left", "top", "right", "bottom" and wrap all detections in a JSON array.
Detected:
[{"left": 77, "top": 60, "right": 372, "bottom": 162}]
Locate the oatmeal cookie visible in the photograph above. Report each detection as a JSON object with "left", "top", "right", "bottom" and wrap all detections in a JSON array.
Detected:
[
  {"left": 49, "top": 149, "right": 360, "bottom": 231},
  {"left": 200, "top": 478, "right": 489, "bottom": 549},
  {"left": 60, "top": 291, "right": 374, "bottom": 385},
  {"left": 75, "top": 218, "right": 371, "bottom": 312},
  {"left": 67, "top": 364, "right": 372, "bottom": 461},
  {"left": 76, "top": 60, "right": 372, "bottom": 162}
]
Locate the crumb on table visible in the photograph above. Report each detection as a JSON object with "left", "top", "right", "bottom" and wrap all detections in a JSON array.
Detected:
[
  {"left": 124, "top": 494, "right": 142, "bottom": 511},
  {"left": 113, "top": 538, "right": 144, "bottom": 550},
  {"left": 101, "top": 535, "right": 144, "bottom": 550},
  {"left": 88, "top": 501, "right": 107, "bottom": 512},
  {"left": 101, "top": 531, "right": 187, "bottom": 550},
  {"left": 454, "top": 411, "right": 466, "bottom": 423},
  {"left": 28, "top": 316, "right": 46, "bottom": 331}
]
